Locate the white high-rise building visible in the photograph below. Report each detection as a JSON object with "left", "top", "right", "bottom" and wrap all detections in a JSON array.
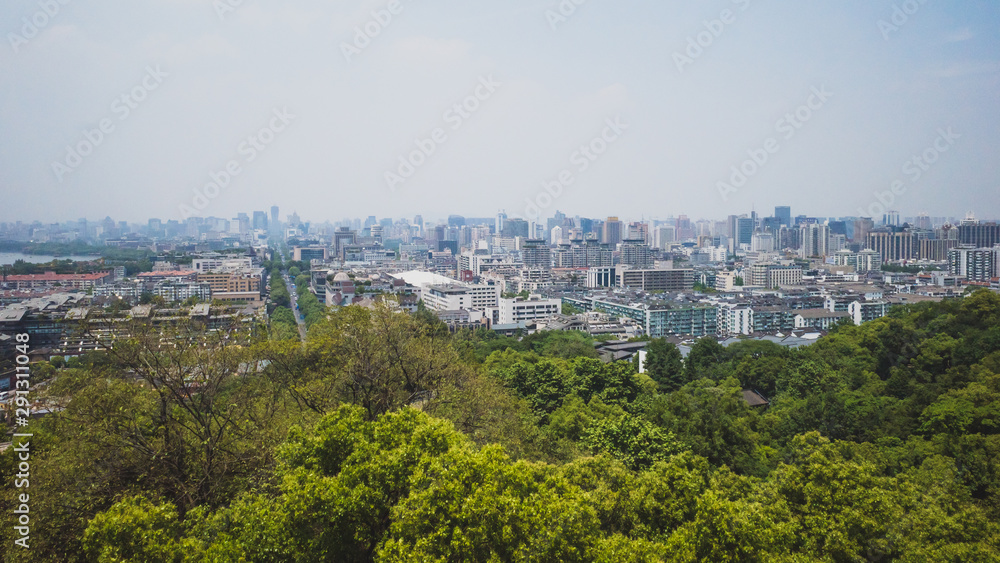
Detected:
[
  {"left": 751, "top": 232, "right": 775, "bottom": 253},
  {"left": 551, "top": 226, "right": 564, "bottom": 245}
]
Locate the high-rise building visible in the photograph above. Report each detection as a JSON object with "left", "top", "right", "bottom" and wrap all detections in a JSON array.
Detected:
[
  {"left": 761, "top": 216, "right": 782, "bottom": 234},
  {"left": 800, "top": 223, "right": 830, "bottom": 258},
  {"left": 883, "top": 211, "right": 901, "bottom": 227},
  {"left": 252, "top": 211, "right": 268, "bottom": 230},
  {"left": 736, "top": 217, "right": 754, "bottom": 251},
  {"left": 654, "top": 225, "right": 676, "bottom": 249},
  {"left": 853, "top": 217, "right": 875, "bottom": 243},
  {"left": 521, "top": 239, "right": 551, "bottom": 269},
  {"left": 958, "top": 223, "right": 1000, "bottom": 248},
  {"left": 676, "top": 215, "right": 694, "bottom": 240},
  {"left": 920, "top": 238, "right": 958, "bottom": 261},
  {"left": 620, "top": 239, "right": 655, "bottom": 269},
  {"left": 629, "top": 222, "right": 650, "bottom": 244},
  {"left": 775, "top": 206, "right": 791, "bottom": 227},
  {"left": 751, "top": 232, "right": 775, "bottom": 252},
  {"left": 550, "top": 226, "right": 564, "bottom": 245},
  {"left": 866, "top": 231, "right": 916, "bottom": 262},
  {"left": 949, "top": 246, "right": 999, "bottom": 282},
  {"left": 496, "top": 210, "right": 507, "bottom": 234},
  {"left": 502, "top": 218, "right": 530, "bottom": 239},
  {"left": 270, "top": 206, "right": 279, "bottom": 225},
  {"left": 603, "top": 217, "right": 623, "bottom": 246},
  {"left": 779, "top": 226, "right": 801, "bottom": 250},
  {"left": 334, "top": 227, "right": 358, "bottom": 259}
]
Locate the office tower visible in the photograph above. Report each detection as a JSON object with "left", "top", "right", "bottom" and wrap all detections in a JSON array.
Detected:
[
  {"left": 958, "top": 222, "right": 1000, "bottom": 248},
  {"left": 920, "top": 238, "right": 958, "bottom": 261},
  {"left": 828, "top": 221, "right": 848, "bottom": 237},
  {"left": 603, "top": 217, "right": 623, "bottom": 246},
  {"left": 252, "top": 211, "right": 268, "bottom": 230},
  {"left": 676, "top": 215, "right": 693, "bottom": 240},
  {"left": 866, "top": 231, "right": 916, "bottom": 262},
  {"left": 147, "top": 218, "right": 163, "bottom": 237},
  {"left": 503, "top": 218, "right": 530, "bottom": 239},
  {"left": 775, "top": 206, "right": 791, "bottom": 227},
  {"left": 736, "top": 217, "right": 754, "bottom": 250},
  {"left": 270, "top": 206, "right": 279, "bottom": 225},
  {"left": 629, "top": 221, "right": 650, "bottom": 244},
  {"left": 853, "top": 217, "right": 874, "bottom": 243},
  {"left": 496, "top": 210, "right": 507, "bottom": 234},
  {"left": 547, "top": 210, "right": 567, "bottom": 234},
  {"left": 726, "top": 215, "right": 739, "bottom": 253},
  {"left": 761, "top": 216, "right": 781, "bottom": 234},
  {"left": 334, "top": 227, "right": 357, "bottom": 258},
  {"left": 370, "top": 224, "right": 384, "bottom": 244},
  {"left": 883, "top": 211, "right": 901, "bottom": 227}
]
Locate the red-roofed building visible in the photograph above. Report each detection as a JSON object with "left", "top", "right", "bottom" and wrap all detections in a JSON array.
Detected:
[{"left": 3, "top": 271, "right": 112, "bottom": 290}]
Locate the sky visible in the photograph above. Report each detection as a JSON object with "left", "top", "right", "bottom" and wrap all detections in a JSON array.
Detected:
[{"left": 1, "top": 0, "right": 998, "bottom": 225}]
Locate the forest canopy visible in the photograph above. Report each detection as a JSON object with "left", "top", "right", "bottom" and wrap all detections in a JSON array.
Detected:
[{"left": 3, "top": 290, "right": 1000, "bottom": 561}]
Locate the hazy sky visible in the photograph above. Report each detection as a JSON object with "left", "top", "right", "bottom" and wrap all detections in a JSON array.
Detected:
[{"left": 1, "top": 0, "right": 998, "bottom": 225}]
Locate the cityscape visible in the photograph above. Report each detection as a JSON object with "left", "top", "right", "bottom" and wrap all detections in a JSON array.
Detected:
[
  {"left": 4, "top": 206, "right": 1000, "bottom": 356},
  {"left": 4, "top": 0, "right": 1000, "bottom": 560}
]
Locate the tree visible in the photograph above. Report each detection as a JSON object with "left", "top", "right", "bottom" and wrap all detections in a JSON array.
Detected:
[
  {"left": 583, "top": 413, "right": 685, "bottom": 471},
  {"left": 685, "top": 337, "right": 727, "bottom": 380},
  {"left": 644, "top": 338, "right": 685, "bottom": 392},
  {"left": 273, "top": 302, "right": 470, "bottom": 419},
  {"left": 563, "top": 303, "right": 583, "bottom": 315}
]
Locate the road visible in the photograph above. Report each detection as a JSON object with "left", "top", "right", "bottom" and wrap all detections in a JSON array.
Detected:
[{"left": 286, "top": 273, "right": 308, "bottom": 343}]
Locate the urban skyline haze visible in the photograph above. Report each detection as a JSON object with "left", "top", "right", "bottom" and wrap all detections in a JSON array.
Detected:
[{"left": 1, "top": 0, "right": 998, "bottom": 222}]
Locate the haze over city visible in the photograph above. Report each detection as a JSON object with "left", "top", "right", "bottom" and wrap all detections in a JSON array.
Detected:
[{"left": 2, "top": 0, "right": 999, "bottom": 223}]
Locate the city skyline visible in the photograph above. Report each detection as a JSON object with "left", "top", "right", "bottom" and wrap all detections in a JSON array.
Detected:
[{"left": 2, "top": 1, "right": 999, "bottom": 223}]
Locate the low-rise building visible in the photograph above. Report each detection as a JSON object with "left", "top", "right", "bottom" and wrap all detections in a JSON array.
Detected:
[
  {"left": 794, "top": 309, "right": 851, "bottom": 330},
  {"left": 3, "top": 271, "right": 113, "bottom": 290},
  {"left": 498, "top": 296, "right": 561, "bottom": 325},
  {"left": 849, "top": 300, "right": 890, "bottom": 325}
]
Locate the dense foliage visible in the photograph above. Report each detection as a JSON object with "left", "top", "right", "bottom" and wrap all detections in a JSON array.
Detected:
[{"left": 4, "top": 291, "right": 1000, "bottom": 561}]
